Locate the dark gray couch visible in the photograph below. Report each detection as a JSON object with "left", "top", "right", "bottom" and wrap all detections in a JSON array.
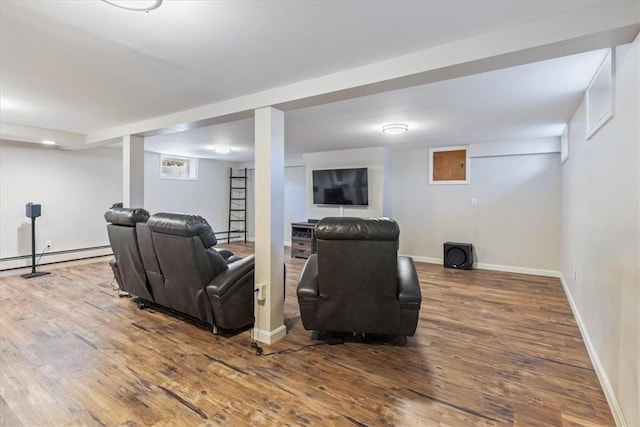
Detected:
[
  {"left": 296, "top": 217, "right": 421, "bottom": 336},
  {"left": 105, "top": 208, "right": 255, "bottom": 333},
  {"left": 105, "top": 207, "right": 153, "bottom": 300},
  {"left": 146, "top": 212, "right": 255, "bottom": 332}
]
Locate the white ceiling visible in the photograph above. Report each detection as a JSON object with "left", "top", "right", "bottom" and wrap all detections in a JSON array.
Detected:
[
  {"left": 0, "top": 0, "right": 616, "bottom": 161},
  {"left": 144, "top": 48, "right": 607, "bottom": 161}
]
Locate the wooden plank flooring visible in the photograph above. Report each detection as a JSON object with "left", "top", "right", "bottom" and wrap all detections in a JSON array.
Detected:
[{"left": 0, "top": 243, "right": 614, "bottom": 426}]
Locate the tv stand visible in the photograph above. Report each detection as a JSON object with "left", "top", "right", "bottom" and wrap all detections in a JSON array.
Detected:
[{"left": 291, "top": 222, "right": 317, "bottom": 259}]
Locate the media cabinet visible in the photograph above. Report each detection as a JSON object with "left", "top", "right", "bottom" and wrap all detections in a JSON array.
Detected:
[{"left": 291, "top": 222, "right": 317, "bottom": 259}]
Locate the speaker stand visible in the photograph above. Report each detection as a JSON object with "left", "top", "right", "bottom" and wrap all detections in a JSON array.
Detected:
[{"left": 20, "top": 217, "right": 50, "bottom": 280}]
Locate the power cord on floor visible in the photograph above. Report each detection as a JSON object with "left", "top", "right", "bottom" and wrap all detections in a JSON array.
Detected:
[
  {"left": 110, "top": 276, "right": 118, "bottom": 291},
  {"left": 250, "top": 287, "right": 265, "bottom": 354},
  {"left": 250, "top": 339, "right": 326, "bottom": 357},
  {"left": 249, "top": 287, "right": 326, "bottom": 356},
  {"left": 109, "top": 275, "right": 131, "bottom": 298},
  {"left": 34, "top": 247, "right": 48, "bottom": 267}
]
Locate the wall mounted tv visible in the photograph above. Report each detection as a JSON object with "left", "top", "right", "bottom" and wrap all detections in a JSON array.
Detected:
[{"left": 312, "top": 168, "right": 369, "bottom": 206}]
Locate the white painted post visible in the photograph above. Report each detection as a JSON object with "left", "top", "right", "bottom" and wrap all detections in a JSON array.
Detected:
[
  {"left": 253, "top": 107, "right": 286, "bottom": 344},
  {"left": 122, "top": 135, "right": 144, "bottom": 208}
]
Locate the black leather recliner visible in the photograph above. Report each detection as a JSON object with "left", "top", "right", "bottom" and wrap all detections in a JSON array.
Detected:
[
  {"left": 104, "top": 207, "right": 154, "bottom": 300},
  {"left": 297, "top": 217, "right": 422, "bottom": 336},
  {"left": 147, "top": 212, "right": 255, "bottom": 331},
  {"left": 135, "top": 221, "right": 168, "bottom": 306}
]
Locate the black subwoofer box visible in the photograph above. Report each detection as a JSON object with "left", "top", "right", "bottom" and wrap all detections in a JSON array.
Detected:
[{"left": 444, "top": 242, "right": 473, "bottom": 270}]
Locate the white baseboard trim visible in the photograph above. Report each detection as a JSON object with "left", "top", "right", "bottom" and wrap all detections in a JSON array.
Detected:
[
  {"left": 241, "top": 237, "right": 291, "bottom": 247},
  {"left": 559, "top": 274, "right": 627, "bottom": 427},
  {"left": 405, "top": 255, "right": 442, "bottom": 265},
  {"left": 252, "top": 324, "right": 287, "bottom": 345},
  {"left": 0, "top": 255, "right": 113, "bottom": 278},
  {"left": 475, "top": 262, "right": 561, "bottom": 278},
  {"left": 404, "top": 254, "right": 561, "bottom": 278},
  {"left": 0, "top": 246, "right": 113, "bottom": 272}
]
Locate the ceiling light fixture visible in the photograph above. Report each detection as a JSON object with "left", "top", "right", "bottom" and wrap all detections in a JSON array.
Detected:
[
  {"left": 41, "top": 140, "right": 57, "bottom": 145},
  {"left": 0, "top": 98, "right": 16, "bottom": 109},
  {"left": 212, "top": 145, "right": 232, "bottom": 154},
  {"left": 102, "top": 0, "right": 163, "bottom": 12},
  {"left": 382, "top": 124, "right": 409, "bottom": 135}
]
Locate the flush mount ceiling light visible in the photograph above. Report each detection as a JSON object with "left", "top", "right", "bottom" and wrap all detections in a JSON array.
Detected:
[
  {"left": 0, "top": 98, "right": 16, "bottom": 109},
  {"left": 382, "top": 124, "right": 408, "bottom": 135},
  {"left": 212, "top": 145, "right": 232, "bottom": 154},
  {"left": 102, "top": 0, "right": 163, "bottom": 12},
  {"left": 41, "top": 140, "right": 57, "bottom": 145}
]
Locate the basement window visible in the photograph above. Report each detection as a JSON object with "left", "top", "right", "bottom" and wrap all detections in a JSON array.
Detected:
[
  {"left": 429, "top": 146, "right": 470, "bottom": 184},
  {"left": 160, "top": 155, "right": 198, "bottom": 180},
  {"left": 561, "top": 125, "right": 569, "bottom": 163},
  {"left": 586, "top": 48, "right": 614, "bottom": 140}
]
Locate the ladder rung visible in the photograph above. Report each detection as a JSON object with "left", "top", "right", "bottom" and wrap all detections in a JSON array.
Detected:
[
  {"left": 230, "top": 198, "right": 245, "bottom": 200},
  {"left": 230, "top": 176, "right": 247, "bottom": 179},
  {"left": 230, "top": 219, "right": 245, "bottom": 222},
  {"left": 230, "top": 209, "right": 245, "bottom": 211},
  {"left": 230, "top": 187, "right": 246, "bottom": 190}
]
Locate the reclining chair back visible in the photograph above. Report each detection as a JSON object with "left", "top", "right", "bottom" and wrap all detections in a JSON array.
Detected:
[
  {"left": 136, "top": 223, "right": 170, "bottom": 307},
  {"left": 104, "top": 208, "right": 154, "bottom": 301},
  {"left": 315, "top": 217, "right": 402, "bottom": 334},
  {"left": 147, "top": 213, "right": 229, "bottom": 324}
]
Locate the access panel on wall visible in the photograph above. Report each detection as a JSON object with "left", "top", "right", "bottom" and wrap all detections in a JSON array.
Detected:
[{"left": 429, "top": 146, "right": 470, "bottom": 184}]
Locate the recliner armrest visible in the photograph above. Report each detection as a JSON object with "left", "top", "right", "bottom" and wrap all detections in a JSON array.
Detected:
[
  {"left": 213, "top": 248, "right": 241, "bottom": 264},
  {"left": 206, "top": 254, "right": 255, "bottom": 299},
  {"left": 398, "top": 256, "right": 421, "bottom": 309},
  {"left": 297, "top": 254, "right": 319, "bottom": 299},
  {"left": 216, "top": 249, "right": 235, "bottom": 260}
]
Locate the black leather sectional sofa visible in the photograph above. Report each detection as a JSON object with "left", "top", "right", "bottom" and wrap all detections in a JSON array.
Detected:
[{"left": 105, "top": 207, "right": 255, "bottom": 333}]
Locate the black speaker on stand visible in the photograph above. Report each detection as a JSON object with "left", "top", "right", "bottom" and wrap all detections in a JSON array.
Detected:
[{"left": 21, "top": 203, "right": 50, "bottom": 279}]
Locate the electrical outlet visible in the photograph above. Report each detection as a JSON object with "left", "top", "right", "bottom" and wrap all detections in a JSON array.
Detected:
[
  {"left": 44, "top": 240, "right": 52, "bottom": 250},
  {"left": 256, "top": 283, "right": 266, "bottom": 301}
]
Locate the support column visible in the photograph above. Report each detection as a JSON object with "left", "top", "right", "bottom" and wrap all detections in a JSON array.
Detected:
[
  {"left": 253, "top": 107, "right": 286, "bottom": 344},
  {"left": 122, "top": 135, "right": 144, "bottom": 208}
]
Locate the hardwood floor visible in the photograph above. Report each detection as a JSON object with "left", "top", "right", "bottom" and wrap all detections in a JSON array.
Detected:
[{"left": 0, "top": 243, "right": 613, "bottom": 426}]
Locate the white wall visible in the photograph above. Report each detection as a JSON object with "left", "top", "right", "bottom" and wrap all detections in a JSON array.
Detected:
[
  {"left": 561, "top": 39, "right": 639, "bottom": 427},
  {"left": 392, "top": 148, "right": 561, "bottom": 273},
  {"left": 0, "top": 145, "right": 241, "bottom": 270},
  {"left": 144, "top": 152, "right": 234, "bottom": 233},
  {"left": 246, "top": 165, "right": 306, "bottom": 245},
  {"left": 0, "top": 141, "right": 121, "bottom": 269}
]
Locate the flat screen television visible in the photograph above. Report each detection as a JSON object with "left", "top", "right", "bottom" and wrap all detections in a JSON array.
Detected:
[{"left": 312, "top": 168, "right": 368, "bottom": 206}]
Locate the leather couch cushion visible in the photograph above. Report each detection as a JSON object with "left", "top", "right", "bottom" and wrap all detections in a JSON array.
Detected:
[
  {"left": 104, "top": 208, "right": 150, "bottom": 227},
  {"left": 207, "top": 249, "right": 229, "bottom": 275},
  {"left": 148, "top": 212, "right": 217, "bottom": 248},
  {"left": 315, "top": 217, "right": 399, "bottom": 241}
]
